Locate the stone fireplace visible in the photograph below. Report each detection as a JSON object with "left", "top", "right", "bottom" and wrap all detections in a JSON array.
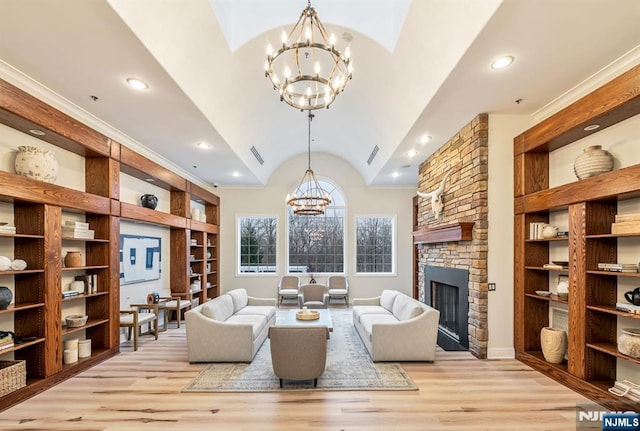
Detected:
[{"left": 415, "top": 114, "right": 488, "bottom": 359}]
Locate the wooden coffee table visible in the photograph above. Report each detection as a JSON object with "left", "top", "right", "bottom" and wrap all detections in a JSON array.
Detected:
[{"left": 279, "top": 309, "right": 333, "bottom": 332}]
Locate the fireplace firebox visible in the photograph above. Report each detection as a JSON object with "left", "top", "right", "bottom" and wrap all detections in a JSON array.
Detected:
[{"left": 424, "top": 265, "right": 469, "bottom": 351}]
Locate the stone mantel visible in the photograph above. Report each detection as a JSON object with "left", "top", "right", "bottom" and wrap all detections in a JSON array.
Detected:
[{"left": 412, "top": 222, "right": 474, "bottom": 245}]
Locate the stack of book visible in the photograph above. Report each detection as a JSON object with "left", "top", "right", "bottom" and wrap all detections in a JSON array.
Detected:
[
  {"left": 0, "top": 224, "right": 17, "bottom": 235},
  {"left": 597, "top": 263, "right": 638, "bottom": 273},
  {"left": 529, "top": 222, "right": 546, "bottom": 239},
  {"left": 62, "top": 221, "right": 94, "bottom": 239},
  {"left": 616, "top": 302, "right": 640, "bottom": 314},
  {"left": 0, "top": 333, "right": 14, "bottom": 351},
  {"left": 62, "top": 290, "right": 81, "bottom": 299},
  {"left": 609, "top": 380, "right": 640, "bottom": 403},
  {"left": 611, "top": 213, "right": 640, "bottom": 235}
]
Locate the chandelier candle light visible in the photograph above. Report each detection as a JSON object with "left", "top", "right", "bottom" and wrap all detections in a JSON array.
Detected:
[
  {"left": 287, "top": 112, "right": 331, "bottom": 215},
  {"left": 265, "top": 0, "right": 353, "bottom": 110}
]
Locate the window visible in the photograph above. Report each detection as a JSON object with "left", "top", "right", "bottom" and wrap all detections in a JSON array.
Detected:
[
  {"left": 238, "top": 216, "right": 277, "bottom": 273},
  {"left": 288, "top": 179, "right": 344, "bottom": 274},
  {"left": 355, "top": 216, "right": 395, "bottom": 274}
]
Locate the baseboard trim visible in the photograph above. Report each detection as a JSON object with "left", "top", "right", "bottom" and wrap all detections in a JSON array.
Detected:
[{"left": 487, "top": 347, "right": 515, "bottom": 359}]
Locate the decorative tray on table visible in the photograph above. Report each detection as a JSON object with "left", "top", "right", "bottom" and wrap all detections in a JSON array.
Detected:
[{"left": 296, "top": 310, "right": 320, "bottom": 320}]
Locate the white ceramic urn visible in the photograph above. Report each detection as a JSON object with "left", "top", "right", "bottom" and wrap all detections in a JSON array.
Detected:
[
  {"left": 14, "top": 146, "right": 59, "bottom": 183},
  {"left": 573, "top": 145, "right": 614, "bottom": 180}
]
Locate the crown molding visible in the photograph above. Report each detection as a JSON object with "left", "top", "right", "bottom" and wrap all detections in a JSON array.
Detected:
[
  {"left": 0, "top": 59, "right": 217, "bottom": 194},
  {"left": 533, "top": 45, "right": 640, "bottom": 122}
]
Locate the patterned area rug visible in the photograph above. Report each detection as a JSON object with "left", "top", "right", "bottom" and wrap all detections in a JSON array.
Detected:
[{"left": 183, "top": 308, "right": 417, "bottom": 392}]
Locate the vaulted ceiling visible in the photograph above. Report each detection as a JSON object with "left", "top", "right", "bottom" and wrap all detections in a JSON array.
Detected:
[{"left": 0, "top": 0, "right": 638, "bottom": 188}]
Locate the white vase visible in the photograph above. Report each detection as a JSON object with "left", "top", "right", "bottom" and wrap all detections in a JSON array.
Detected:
[
  {"left": 573, "top": 145, "right": 613, "bottom": 180},
  {"left": 14, "top": 146, "right": 59, "bottom": 183}
]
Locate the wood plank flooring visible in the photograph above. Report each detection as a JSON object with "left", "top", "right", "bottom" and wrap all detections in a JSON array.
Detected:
[{"left": 0, "top": 321, "right": 589, "bottom": 430}]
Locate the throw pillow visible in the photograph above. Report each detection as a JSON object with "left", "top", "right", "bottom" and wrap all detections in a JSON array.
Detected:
[
  {"left": 228, "top": 288, "right": 248, "bottom": 312},
  {"left": 380, "top": 290, "right": 400, "bottom": 311},
  {"left": 392, "top": 294, "right": 424, "bottom": 321},
  {"left": 201, "top": 294, "right": 234, "bottom": 321}
]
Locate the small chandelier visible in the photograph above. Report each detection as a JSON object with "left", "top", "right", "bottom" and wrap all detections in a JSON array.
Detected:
[
  {"left": 287, "top": 112, "right": 332, "bottom": 215},
  {"left": 265, "top": 0, "right": 353, "bottom": 111}
]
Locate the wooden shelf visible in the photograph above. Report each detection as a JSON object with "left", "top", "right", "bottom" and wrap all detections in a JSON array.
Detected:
[
  {"left": 62, "top": 237, "right": 109, "bottom": 243},
  {"left": 0, "top": 269, "right": 44, "bottom": 275},
  {"left": 525, "top": 237, "right": 568, "bottom": 242},
  {"left": 61, "top": 291, "right": 109, "bottom": 303},
  {"left": 0, "top": 233, "right": 44, "bottom": 239},
  {"left": 120, "top": 202, "right": 187, "bottom": 228},
  {"left": 0, "top": 302, "right": 45, "bottom": 314},
  {"left": 413, "top": 222, "right": 474, "bottom": 244},
  {"left": 524, "top": 266, "right": 568, "bottom": 272},
  {"left": 587, "top": 304, "right": 640, "bottom": 320},
  {"left": 62, "top": 318, "right": 109, "bottom": 335},
  {"left": 62, "top": 265, "right": 109, "bottom": 272},
  {"left": 586, "top": 270, "right": 640, "bottom": 278},
  {"left": 587, "top": 343, "right": 640, "bottom": 365},
  {"left": 0, "top": 337, "right": 45, "bottom": 355},
  {"left": 524, "top": 292, "right": 569, "bottom": 304}
]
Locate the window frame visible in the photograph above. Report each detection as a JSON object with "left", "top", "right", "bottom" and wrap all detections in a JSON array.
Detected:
[
  {"left": 285, "top": 177, "right": 347, "bottom": 275},
  {"left": 236, "top": 214, "right": 279, "bottom": 277},
  {"left": 353, "top": 214, "right": 396, "bottom": 276}
]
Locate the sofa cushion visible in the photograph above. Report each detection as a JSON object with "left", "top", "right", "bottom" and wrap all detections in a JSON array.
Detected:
[
  {"left": 359, "top": 313, "right": 400, "bottom": 338},
  {"left": 201, "top": 294, "right": 234, "bottom": 321},
  {"left": 380, "top": 290, "right": 400, "bottom": 311},
  {"left": 228, "top": 288, "right": 248, "bottom": 312},
  {"left": 392, "top": 294, "right": 424, "bottom": 321},
  {"left": 235, "top": 305, "right": 276, "bottom": 321},
  {"left": 226, "top": 314, "right": 268, "bottom": 340},
  {"left": 353, "top": 305, "right": 393, "bottom": 323}
]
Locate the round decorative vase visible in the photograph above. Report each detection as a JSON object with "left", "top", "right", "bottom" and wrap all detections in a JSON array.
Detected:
[
  {"left": 540, "top": 327, "right": 567, "bottom": 364},
  {"left": 0, "top": 286, "right": 12, "bottom": 309},
  {"left": 573, "top": 145, "right": 614, "bottom": 180},
  {"left": 617, "top": 328, "right": 640, "bottom": 358},
  {"left": 140, "top": 194, "right": 158, "bottom": 210},
  {"left": 64, "top": 251, "right": 82, "bottom": 268},
  {"left": 14, "top": 145, "right": 59, "bottom": 184},
  {"left": 541, "top": 225, "right": 559, "bottom": 239}
]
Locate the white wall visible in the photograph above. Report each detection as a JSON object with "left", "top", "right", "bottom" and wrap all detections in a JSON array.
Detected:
[
  {"left": 486, "top": 114, "right": 532, "bottom": 359},
  {"left": 214, "top": 152, "right": 416, "bottom": 300}
]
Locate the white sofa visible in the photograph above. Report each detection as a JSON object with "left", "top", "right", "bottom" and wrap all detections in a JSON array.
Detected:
[
  {"left": 352, "top": 290, "right": 440, "bottom": 362},
  {"left": 185, "top": 288, "right": 276, "bottom": 362}
]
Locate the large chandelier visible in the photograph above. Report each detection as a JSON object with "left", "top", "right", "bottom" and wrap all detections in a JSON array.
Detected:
[
  {"left": 265, "top": 0, "right": 353, "bottom": 111},
  {"left": 287, "top": 112, "right": 332, "bottom": 215}
]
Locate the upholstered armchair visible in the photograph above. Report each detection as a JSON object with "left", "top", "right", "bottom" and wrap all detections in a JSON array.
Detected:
[
  {"left": 297, "top": 284, "right": 329, "bottom": 309},
  {"left": 269, "top": 325, "right": 329, "bottom": 387},
  {"left": 327, "top": 275, "right": 349, "bottom": 304},
  {"left": 278, "top": 275, "right": 300, "bottom": 305}
]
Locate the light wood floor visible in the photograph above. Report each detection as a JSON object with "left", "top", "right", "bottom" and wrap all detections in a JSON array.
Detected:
[{"left": 0, "top": 321, "right": 588, "bottom": 430}]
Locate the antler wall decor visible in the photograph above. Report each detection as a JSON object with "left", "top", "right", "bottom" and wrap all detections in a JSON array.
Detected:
[{"left": 417, "top": 164, "right": 459, "bottom": 219}]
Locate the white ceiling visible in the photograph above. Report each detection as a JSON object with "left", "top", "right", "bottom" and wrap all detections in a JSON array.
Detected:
[{"left": 0, "top": 0, "right": 639, "bottom": 189}]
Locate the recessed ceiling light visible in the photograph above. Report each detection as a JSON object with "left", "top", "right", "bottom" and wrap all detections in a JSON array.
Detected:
[
  {"left": 391, "top": 171, "right": 400, "bottom": 178},
  {"left": 418, "top": 135, "right": 431, "bottom": 145},
  {"left": 491, "top": 56, "right": 514, "bottom": 70},
  {"left": 232, "top": 172, "right": 241, "bottom": 177},
  {"left": 196, "top": 142, "right": 211, "bottom": 150},
  {"left": 28, "top": 129, "right": 45, "bottom": 136},
  {"left": 126, "top": 78, "right": 149, "bottom": 90},
  {"left": 407, "top": 149, "right": 417, "bottom": 158},
  {"left": 583, "top": 124, "right": 600, "bottom": 131}
]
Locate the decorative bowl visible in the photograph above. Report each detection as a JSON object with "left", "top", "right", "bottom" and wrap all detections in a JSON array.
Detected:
[
  {"left": 296, "top": 310, "right": 320, "bottom": 321},
  {"left": 535, "top": 290, "right": 552, "bottom": 297},
  {"left": 65, "top": 315, "right": 88, "bottom": 327}
]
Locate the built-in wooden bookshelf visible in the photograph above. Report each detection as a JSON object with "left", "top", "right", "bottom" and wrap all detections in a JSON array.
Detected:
[
  {"left": 513, "top": 63, "right": 640, "bottom": 411},
  {"left": 0, "top": 77, "right": 219, "bottom": 411}
]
